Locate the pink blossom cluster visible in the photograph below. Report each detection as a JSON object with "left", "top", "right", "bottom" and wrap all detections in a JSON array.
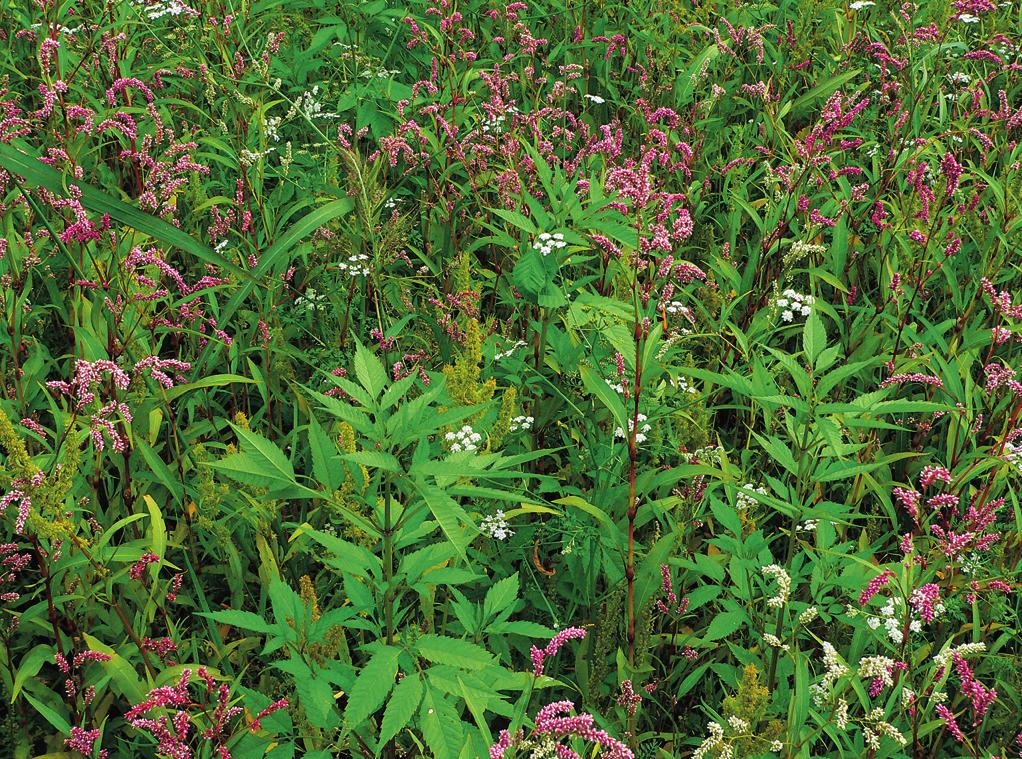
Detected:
[
  {"left": 490, "top": 701, "right": 633, "bottom": 759},
  {"left": 530, "top": 627, "right": 587, "bottom": 677},
  {"left": 909, "top": 583, "right": 941, "bottom": 622},
  {"left": 859, "top": 569, "right": 895, "bottom": 606},
  {"left": 65, "top": 726, "right": 107, "bottom": 758},
  {"left": 0, "top": 543, "right": 31, "bottom": 601},
  {"left": 655, "top": 564, "right": 688, "bottom": 615},
  {"left": 129, "top": 553, "right": 160, "bottom": 581}
]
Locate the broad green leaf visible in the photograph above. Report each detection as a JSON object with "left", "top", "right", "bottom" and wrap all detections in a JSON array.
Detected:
[
  {"left": 703, "top": 610, "right": 745, "bottom": 641},
  {"left": 419, "top": 687, "right": 464, "bottom": 759},
  {"left": 802, "top": 311, "right": 826, "bottom": 366},
  {"left": 578, "top": 366, "right": 627, "bottom": 429},
  {"left": 353, "top": 339, "right": 388, "bottom": 400},
  {"left": 415, "top": 635, "right": 495, "bottom": 671},
  {"left": 378, "top": 673, "right": 423, "bottom": 747},
  {"left": 483, "top": 572, "right": 519, "bottom": 620},
  {"left": 414, "top": 481, "right": 475, "bottom": 560},
  {"left": 12, "top": 644, "right": 52, "bottom": 702},
  {"left": 344, "top": 646, "right": 400, "bottom": 731}
]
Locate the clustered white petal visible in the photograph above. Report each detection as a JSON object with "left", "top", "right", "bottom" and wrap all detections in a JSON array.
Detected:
[
  {"left": 533, "top": 232, "right": 567, "bottom": 257},
  {"left": 444, "top": 424, "right": 483, "bottom": 453},
  {"left": 615, "top": 414, "right": 652, "bottom": 444},
  {"left": 772, "top": 289, "right": 815, "bottom": 322},
  {"left": 480, "top": 510, "right": 514, "bottom": 540},
  {"left": 338, "top": 253, "right": 370, "bottom": 277},
  {"left": 509, "top": 415, "right": 534, "bottom": 432}
]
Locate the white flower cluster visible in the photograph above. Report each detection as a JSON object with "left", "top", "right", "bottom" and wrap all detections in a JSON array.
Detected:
[
  {"left": 727, "top": 715, "right": 749, "bottom": 732},
  {"left": 680, "top": 444, "right": 723, "bottom": 465},
  {"left": 864, "top": 708, "right": 908, "bottom": 749},
  {"left": 338, "top": 253, "right": 370, "bottom": 277},
  {"left": 799, "top": 606, "right": 819, "bottom": 625},
  {"left": 359, "top": 66, "right": 401, "bottom": 79},
  {"left": 958, "top": 13, "right": 980, "bottom": 22},
  {"left": 615, "top": 414, "right": 652, "bottom": 444},
  {"left": 445, "top": 425, "right": 482, "bottom": 453},
  {"left": 849, "top": 0, "right": 875, "bottom": 8},
  {"left": 948, "top": 72, "right": 971, "bottom": 86},
  {"left": 798, "top": 519, "right": 819, "bottom": 532},
  {"left": 773, "top": 289, "right": 815, "bottom": 322},
  {"left": 933, "top": 641, "right": 986, "bottom": 670},
  {"left": 605, "top": 378, "right": 625, "bottom": 394},
  {"left": 737, "top": 483, "right": 767, "bottom": 510},
  {"left": 761, "top": 564, "right": 791, "bottom": 608},
  {"left": 264, "top": 115, "right": 282, "bottom": 142},
  {"left": 533, "top": 232, "right": 567, "bottom": 257},
  {"left": 583, "top": 93, "right": 606, "bottom": 104},
  {"left": 480, "top": 510, "right": 514, "bottom": 540},
  {"left": 509, "top": 415, "right": 534, "bottom": 432},
  {"left": 866, "top": 593, "right": 944, "bottom": 644},
  {"left": 693, "top": 722, "right": 730, "bottom": 759},
  {"left": 480, "top": 105, "right": 518, "bottom": 135},
  {"left": 857, "top": 655, "right": 895, "bottom": 690},
  {"left": 663, "top": 300, "right": 691, "bottom": 317},
  {"left": 763, "top": 633, "right": 788, "bottom": 651}
]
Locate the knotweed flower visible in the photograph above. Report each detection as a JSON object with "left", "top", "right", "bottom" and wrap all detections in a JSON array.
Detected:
[{"left": 761, "top": 564, "right": 791, "bottom": 608}]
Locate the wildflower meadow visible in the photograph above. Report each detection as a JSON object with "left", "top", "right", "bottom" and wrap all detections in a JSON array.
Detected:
[{"left": 1, "top": 0, "right": 1022, "bottom": 756}]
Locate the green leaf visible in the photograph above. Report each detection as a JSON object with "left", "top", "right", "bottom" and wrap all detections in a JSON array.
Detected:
[
  {"left": 343, "top": 646, "right": 400, "bottom": 731},
  {"left": 12, "top": 645, "right": 52, "bottom": 702},
  {"left": 81, "top": 634, "right": 146, "bottom": 704},
  {"left": 199, "top": 609, "right": 277, "bottom": 634},
  {"left": 483, "top": 572, "right": 519, "bottom": 621},
  {"left": 22, "top": 690, "right": 70, "bottom": 734},
  {"left": 512, "top": 248, "right": 549, "bottom": 300},
  {"left": 296, "top": 669, "right": 340, "bottom": 729},
  {"left": 802, "top": 311, "right": 826, "bottom": 366},
  {"left": 419, "top": 687, "right": 464, "bottom": 759},
  {"left": 308, "top": 415, "right": 341, "bottom": 491},
  {"left": 414, "top": 482, "right": 475, "bottom": 560},
  {"left": 378, "top": 673, "right": 423, "bottom": 747},
  {"left": 207, "top": 424, "right": 317, "bottom": 497},
  {"left": 579, "top": 366, "right": 627, "bottom": 429},
  {"left": 415, "top": 635, "right": 495, "bottom": 671},
  {"left": 703, "top": 610, "right": 745, "bottom": 641},
  {"left": 353, "top": 340, "right": 388, "bottom": 400},
  {"left": 163, "top": 373, "right": 257, "bottom": 401}
]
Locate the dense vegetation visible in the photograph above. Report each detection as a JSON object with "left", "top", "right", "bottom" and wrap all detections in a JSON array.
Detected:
[{"left": 1, "top": 0, "right": 1022, "bottom": 757}]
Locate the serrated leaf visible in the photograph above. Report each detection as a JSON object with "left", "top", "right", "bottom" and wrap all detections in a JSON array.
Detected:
[
  {"left": 419, "top": 687, "right": 464, "bottom": 759},
  {"left": 413, "top": 481, "right": 474, "bottom": 560},
  {"left": 353, "top": 340, "right": 388, "bottom": 400},
  {"left": 296, "top": 669, "right": 339, "bottom": 729},
  {"left": 483, "top": 572, "right": 519, "bottom": 621},
  {"left": 803, "top": 311, "right": 826, "bottom": 366},
  {"left": 415, "top": 635, "right": 495, "bottom": 671},
  {"left": 378, "top": 673, "right": 423, "bottom": 747},
  {"left": 703, "top": 610, "right": 745, "bottom": 641},
  {"left": 343, "top": 646, "right": 400, "bottom": 731}
]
